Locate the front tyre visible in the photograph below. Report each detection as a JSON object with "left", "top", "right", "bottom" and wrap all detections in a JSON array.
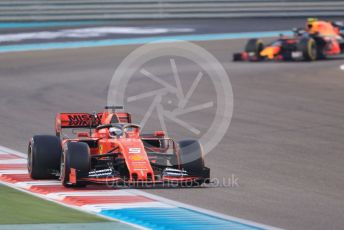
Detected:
[
  {"left": 61, "top": 142, "right": 90, "bottom": 188},
  {"left": 298, "top": 38, "right": 317, "bottom": 61},
  {"left": 178, "top": 139, "right": 210, "bottom": 186},
  {"left": 245, "top": 38, "right": 264, "bottom": 61},
  {"left": 28, "top": 135, "right": 62, "bottom": 179}
]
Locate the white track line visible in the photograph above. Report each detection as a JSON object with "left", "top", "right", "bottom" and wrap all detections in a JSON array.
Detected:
[
  {"left": 16, "top": 181, "right": 61, "bottom": 186},
  {"left": 0, "top": 169, "right": 28, "bottom": 174},
  {"left": 0, "top": 145, "right": 27, "bottom": 158},
  {"left": 47, "top": 191, "right": 136, "bottom": 200},
  {"left": 0, "top": 145, "right": 283, "bottom": 230},
  {"left": 15, "top": 181, "right": 61, "bottom": 188},
  {"left": 0, "top": 158, "right": 27, "bottom": 164},
  {"left": 82, "top": 202, "right": 174, "bottom": 212}
]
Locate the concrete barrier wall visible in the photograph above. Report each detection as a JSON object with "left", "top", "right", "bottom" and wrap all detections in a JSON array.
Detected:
[{"left": 0, "top": 0, "right": 343, "bottom": 21}]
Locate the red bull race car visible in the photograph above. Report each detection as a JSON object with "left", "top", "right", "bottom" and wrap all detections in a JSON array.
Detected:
[
  {"left": 28, "top": 106, "right": 210, "bottom": 188},
  {"left": 233, "top": 18, "right": 344, "bottom": 62}
]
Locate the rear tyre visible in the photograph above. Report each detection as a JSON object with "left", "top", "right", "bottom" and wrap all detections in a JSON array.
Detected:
[
  {"left": 232, "top": 53, "right": 243, "bottom": 61},
  {"left": 61, "top": 142, "right": 90, "bottom": 188},
  {"left": 340, "top": 42, "right": 344, "bottom": 53},
  {"left": 313, "top": 37, "right": 327, "bottom": 60},
  {"left": 245, "top": 39, "right": 264, "bottom": 61},
  {"left": 178, "top": 139, "right": 210, "bottom": 186},
  {"left": 28, "top": 135, "right": 62, "bottom": 179},
  {"left": 298, "top": 38, "right": 317, "bottom": 61}
]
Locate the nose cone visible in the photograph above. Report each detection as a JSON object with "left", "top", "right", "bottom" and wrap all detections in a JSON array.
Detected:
[{"left": 260, "top": 46, "right": 280, "bottom": 59}]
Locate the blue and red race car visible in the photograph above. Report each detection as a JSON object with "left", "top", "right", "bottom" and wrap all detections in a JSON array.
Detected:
[{"left": 233, "top": 18, "right": 344, "bottom": 62}]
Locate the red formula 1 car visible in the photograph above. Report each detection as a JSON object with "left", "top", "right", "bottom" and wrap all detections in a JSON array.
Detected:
[
  {"left": 28, "top": 106, "right": 210, "bottom": 188},
  {"left": 233, "top": 19, "right": 344, "bottom": 62}
]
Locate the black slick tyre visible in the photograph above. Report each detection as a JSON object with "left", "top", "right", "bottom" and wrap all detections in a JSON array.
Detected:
[
  {"left": 298, "top": 38, "right": 317, "bottom": 61},
  {"left": 60, "top": 142, "right": 90, "bottom": 188},
  {"left": 28, "top": 135, "right": 62, "bottom": 179},
  {"left": 245, "top": 39, "right": 264, "bottom": 61}
]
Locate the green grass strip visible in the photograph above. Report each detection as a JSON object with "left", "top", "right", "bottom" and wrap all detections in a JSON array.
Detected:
[{"left": 0, "top": 185, "right": 109, "bottom": 224}]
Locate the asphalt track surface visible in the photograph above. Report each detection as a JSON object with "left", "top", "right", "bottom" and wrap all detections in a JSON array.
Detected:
[{"left": 0, "top": 19, "right": 344, "bottom": 230}]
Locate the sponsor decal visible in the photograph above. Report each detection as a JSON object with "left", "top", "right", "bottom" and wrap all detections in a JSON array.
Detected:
[
  {"left": 67, "top": 114, "right": 102, "bottom": 126},
  {"left": 163, "top": 168, "right": 188, "bottom": 177},
  {"left": 88, "top": 168, "right": 114, "bottom": 177},
  {"left": 128, "top": 148, "right": 141, "bottom": 154},
  {"left": 129, "top": 155, "right": 144, "bottom": 161}
]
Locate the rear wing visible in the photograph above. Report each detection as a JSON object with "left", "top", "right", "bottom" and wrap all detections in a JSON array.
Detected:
[
  {"left": 55, "top": 112, "right": 132, "bottom": 136},
  {"left": 115, "top": 112, "right": 132, "bottom": 123},
  {"left": 55, "top": 113, "right": 103, "bottom": 136}
]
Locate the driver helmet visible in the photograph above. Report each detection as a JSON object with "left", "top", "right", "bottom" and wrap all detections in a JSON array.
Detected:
[
  {"left": 307, "top": 18, "right": 318, "bottom": 30},
  {"left": 109, "top": 127, "right": 123, "bottom": 138}
]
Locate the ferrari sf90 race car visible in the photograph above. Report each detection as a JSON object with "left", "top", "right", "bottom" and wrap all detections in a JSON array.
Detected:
[
  {"left": 27, "top": 106, "right": 210, "bottom": 188},
  {"left": 233, "top": 18, "right": 344, "bottom": 62}
]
